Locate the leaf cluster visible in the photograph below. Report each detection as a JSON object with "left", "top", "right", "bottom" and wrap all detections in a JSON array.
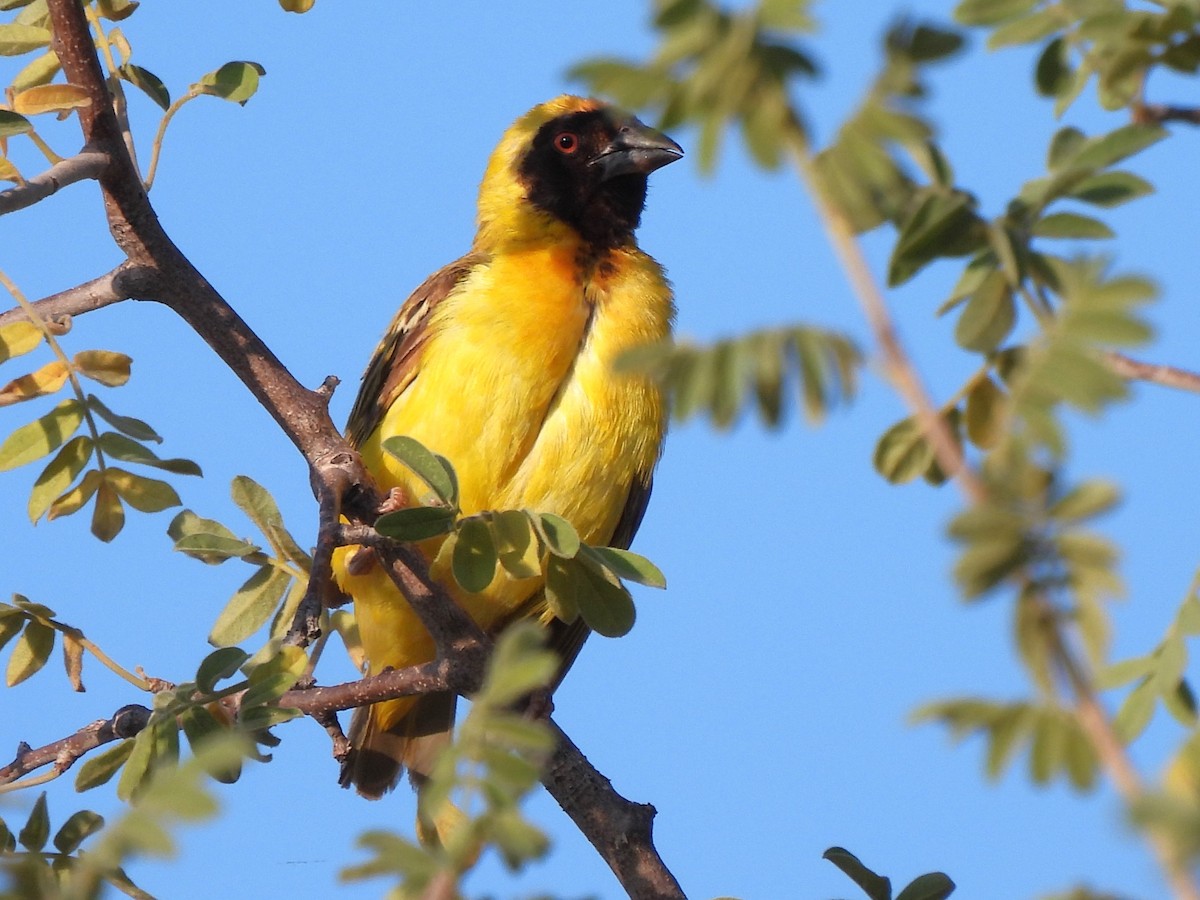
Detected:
[
  {"left": 342, "top": 624, "right": 558, "bottom": 897},
  {"left": 955, "top": 0, "right": 1200, "bottom": 113},
  {"left": 0, "top": 319, "right": 199, "bottom": 541},
  {"left": 824, "top": 846, "right": 955, "bottom": 900},
  {"left": 169, "top": 476, "right": 312, "bottom": 655},
  {"left": 620, "top": 325, "right": 860, "bottom": 429},
  {"left": 375, "top": 437, "right": 666, "bottom": 639}
]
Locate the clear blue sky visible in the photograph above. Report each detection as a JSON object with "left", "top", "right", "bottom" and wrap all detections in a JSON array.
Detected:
[{"left": 5, "top": 2, "right": 1200, "bottom": 898}]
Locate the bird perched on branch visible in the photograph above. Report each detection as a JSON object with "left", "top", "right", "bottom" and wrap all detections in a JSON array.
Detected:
[{"left": 333, "top": 95, "right": 682, "bottom": 799}]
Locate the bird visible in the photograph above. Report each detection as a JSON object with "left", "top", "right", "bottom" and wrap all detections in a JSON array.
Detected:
[{"left": 332, "top": 95, "right": 682, "bottom": 800}]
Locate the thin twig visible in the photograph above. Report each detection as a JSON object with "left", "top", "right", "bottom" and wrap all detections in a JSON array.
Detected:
[
  {"left": 789, "top": 124, "right": 1200, "bottom": 900},
  {"left": 788, "top": 136, "right": 986, "bottom": 503},
  {"left": 0, "top": 262, "right": 145, "bottom": 330},
  {"left": 1134, "top": 103, "right": 1200, "bottom": 126},
  {"left": 1105, "top": 351, "right": 1200, "bottom": 395},
  {"left": 0, "top": 150, "right": 109, "bottom": 216}
]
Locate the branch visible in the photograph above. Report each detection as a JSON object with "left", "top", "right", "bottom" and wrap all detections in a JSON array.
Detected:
[
  {"left": 45, "top": 0, "right": 368, "bottom": 501},
  {"left": 0, "top": 149, "right": 110, "bottom": 216},
  {"left": 1134, "top": 103, "right": 1200, "bottom": 126},
  {"left": 0, "top": 262, "right": 145, "bottom": 330},
  {"left": 541, "top": 720, "right": 685, "bottom": 900},
  {"left": 0, "top": 704, "right": 149, "bottom": 789},
  {"left": 1105, "top": 351, "right": 1200, "bottom": 395}
]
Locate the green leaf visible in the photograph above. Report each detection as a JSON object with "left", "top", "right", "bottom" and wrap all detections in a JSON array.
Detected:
[
  {"left": 118, "top": 63, "right": 170, "bottom": 110},
  {"left": 115, "top": 726, "right": 156, "bottom": 802},
  {"left": 74, "top": 738, "right": 135, "bottom": 791},
  {"left": 169, "top": 510, "right": 257, "bottom": 564},
  {"left": 242, "top": 644, "right": 306, "bottom": 708},
  {"left": 580, "top": 545, "right": 666, "bottom": 588},
  {"left": 97, "top": 432, "right": 201, "bottom": 475},
  {"left": 536, "top": 513, "right": 581, "bottom": 558},
  {"left": 873, "top": 416, "right": 933, "bottom": 485},
  {"left": 380, "top": 435, "right": 458, "bottom": 505},
  {"left": 0, "top": 22, "right": 51, "bottom": 56},
  {"left": 888, "top": 191, "right": 981, "bottom": 286},
  {"left": 1047, "top": 126, "right": 1086, "bottom": 170},
  {"left": 1035, "top": 36, "right": 1072, "bottom": 97},
  {"left": 92, "top": 479, "right": 127, "bottom": 539},
  {"left": 0, "top": 399, "right": 84, "bottom": 471},
  {"left": 896, "top": 872, "right": 956, "bottom": 900},
  {"left": 572, "top": 559, "right": 636, "bottom": 638},
  {"left": 823, "top": 846, "right": 892, "bottom": 900},
  {"left": 964, "top": 377, "right": 1006, "bottom": 449},
  {"left": 18, "top": 793, "right": 50, "bottom": 852},
  {"left": 1049, "top": 480, "right": 1120, "bottom": 521},
  {"left": 180, "top": 707, "right": 241, "bottom": 783},
  {"left": 209, "top": 565, "right": 291, "bottom": 647},
  {"left": 196, "top": 60, "right": 264, "bottom": 104},
  {"left": 87, "top": 394, "right": 161, "bottom": 442},
  {"left": 1032, "top": 212, "right": 1114, "bottom": 240},
  {"left": 986, "top": 8, "right": 1062, "bottom": 48},
  {"left": 491, "top": 508, "right": 541, "bottom": 579},
  {"left": 1114, "top": 677, "right": 1157, "bottom": 742},
  {"left": 230, "top": 475, "right": 309, "bottom": 568},
  {"left": 452, "top": 517, "right": 497, "bottom": 593},
  {"left": 954, "top": 271, "right": 1014, "bottom": 353},
  {"left": 6, "top": 618, "right": 54, "bottom": 686},
  {"left": 0, "top": 108, "right": 33, "bottom": 138},
  {"left": 104, "top": 467, "right": 182, "bottom": 512},
  {"left": 28, "top": 435, "right": 93, "bottom": 523},
  {"left": 1066, "top": 170, "right": 1153, "bottom": 207},
  {"left": 53, "top": 809, "right": 104, "bottom": 854},
  {"left": 374, "top": 505, "right": 457, "bottom": 542},
  {"left": 10, "top": 48, "right": 57, "bottom": 91},
  {"left": 1072, "top": 124, "right": 1167, "bottom": 171},
  {"left": 543, "top": 555, "right": 580, "bottom": 623},
  {"left": 195, "top": 646, "right": 250, "bottom": 693}
]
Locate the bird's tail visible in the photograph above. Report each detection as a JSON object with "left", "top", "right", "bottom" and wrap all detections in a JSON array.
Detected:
[{"left": 339, "top": 691, "right": 457, "bottom": 799}]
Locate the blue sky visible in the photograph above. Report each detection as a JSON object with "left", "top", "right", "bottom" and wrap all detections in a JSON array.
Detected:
[{"left": 4, "top": 1, "right": 1200, "bottom": 898}]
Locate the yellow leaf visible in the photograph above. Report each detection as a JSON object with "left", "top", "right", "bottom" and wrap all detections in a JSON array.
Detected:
[
  {"left": 62, "top": 630, "right": 85, "bottom": 692},
  {"left": 74, "top": 349, "right": 132, "bottom": 387},
  {"left": 0, "top": 321, "right": 42, "bottom": 362},
  {"left": 0, "top": 399, "right": 84, "bottom": 471},
  {"left": 0, "top": 360, "right": 69, "bottom": 406},
  {"left": 91, "top": 481, "right": 125, "bottom": 542},
  {"left": 47, "top": 468, "right": 102, "bottom": 520},
  {"left": 12, "top": 50, "right": 60, "bottom": 93},
  {"left": 104, "top": 467, "right": 181, "bottom": 512},
  {"left": 6, "top": 620, "right": 54, "bottom": 688},
  {"left": 0, "top": 157, "right": 21, "bottom": 185},
  {"left": 11, "top": 84, "right": 92, "bottom": 116}
]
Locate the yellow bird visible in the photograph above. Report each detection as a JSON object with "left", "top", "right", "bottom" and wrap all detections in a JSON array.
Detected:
[{"left": 333, "top": 95, "right": 682, "bottom": 798}]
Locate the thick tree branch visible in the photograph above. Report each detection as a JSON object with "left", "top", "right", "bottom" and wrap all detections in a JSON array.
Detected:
[
  {"left": 0, "top": 149, "right": 110, "bottom": 216},
  {"left": 46, "top": 0, "right": 368, "bottom": 513},
  {"left": 542, "top": 720, "right": 685, "bottom": 900}
]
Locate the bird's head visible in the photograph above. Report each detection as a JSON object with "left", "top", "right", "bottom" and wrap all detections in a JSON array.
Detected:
[{"left": 476, "top": 95, "right": 683, "bottom": 251}]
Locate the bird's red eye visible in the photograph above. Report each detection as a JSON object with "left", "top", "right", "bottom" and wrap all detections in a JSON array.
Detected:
[{"left": 555, "top": 132, "right": 579, "bottom": 154}]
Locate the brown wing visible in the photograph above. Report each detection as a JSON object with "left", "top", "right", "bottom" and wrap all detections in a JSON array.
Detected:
[
  {"left": 545, "top": 471, "right": 655, "bottom": 689},
  {"left": 345, "top": 251, "right": 487, "bottom": 448}
]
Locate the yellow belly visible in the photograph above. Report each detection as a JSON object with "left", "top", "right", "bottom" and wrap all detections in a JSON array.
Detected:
[{"left": 333, "top": 241, "right": 673, "bottom": 713}]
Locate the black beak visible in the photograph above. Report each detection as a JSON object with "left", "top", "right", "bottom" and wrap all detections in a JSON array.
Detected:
[{"left": 590, "top": 117, "right": 684, "bottom": 182}]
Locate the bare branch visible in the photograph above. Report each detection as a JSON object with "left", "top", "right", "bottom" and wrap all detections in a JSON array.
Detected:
[
  {"left": 0, "top": 150, "right": 110, "bottom": 216},
  {"left": 541, "top": 720, "right": 686, "bottom": 900},
  {"left": 0, "top": 704, "right": 149, "bottom": 789},
  {"left": 1106, "top": 351, "right": 1200, "bottom": 395},
  {"left": 0, "top": 262, "right": 145, "bottom": 330},
  {"left": 1134, "top": 103, "right": 1200, "bottom": 126}
]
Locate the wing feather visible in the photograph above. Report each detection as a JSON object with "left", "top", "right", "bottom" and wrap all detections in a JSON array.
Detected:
[{"left": 345, "top": 251, "right": 488, "bottom": 447}]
